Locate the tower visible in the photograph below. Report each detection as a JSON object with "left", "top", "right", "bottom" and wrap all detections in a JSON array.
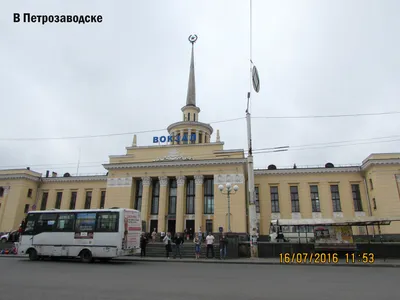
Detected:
[{"left": 167, "top": 35, "right": 214, "bottom": 145}]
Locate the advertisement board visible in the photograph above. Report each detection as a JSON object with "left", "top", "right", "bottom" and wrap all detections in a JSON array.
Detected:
[
  {"left": 314, "top": 225, "right": 354, "bottom": 244},
  {"left": 123, "top": 209, "right": 141, "bottom": 249}
]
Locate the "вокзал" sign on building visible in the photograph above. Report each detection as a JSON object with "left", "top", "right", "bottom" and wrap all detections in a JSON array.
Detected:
[{"left": 153, "top": 134, "right": 196, "bottom": 143}]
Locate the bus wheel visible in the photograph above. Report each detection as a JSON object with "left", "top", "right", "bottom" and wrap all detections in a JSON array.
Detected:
[
  {"left": 80, "top": 250, "right": 93, "bottom": 263},
  {"left": 28, "top": 249, "right": 38, "bottom": 261}
]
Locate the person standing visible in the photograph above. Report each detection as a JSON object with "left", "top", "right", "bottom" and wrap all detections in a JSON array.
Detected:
[
  {"left": 219, "top": 234, "right": 228, "bottom": 259},
  {"left": 205, "top": 232, "right": 215, "bottom": 258},
  {"left": 193, "top": 233, "right": 201, "bottom": 259},
  {"left": 151, "top": 229, "right": 157, "bottom": 243},
  {"left": 173, "top": 233, "right": 184, "bottom": 259},
  {"left": 163, "top": 232, "right": 172, "bottom": 259},
  {"left": 140, "top": 233, "right": 148, "bottom": 257}
]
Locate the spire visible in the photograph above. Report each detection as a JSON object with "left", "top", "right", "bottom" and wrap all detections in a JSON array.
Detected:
[{"left": 186, "top": 34, "right": 198, "bottom": 107}]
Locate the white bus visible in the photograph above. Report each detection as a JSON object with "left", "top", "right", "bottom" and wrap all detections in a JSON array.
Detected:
[{"left": 16, "top": 208, "right": 142, "bottom": 262}]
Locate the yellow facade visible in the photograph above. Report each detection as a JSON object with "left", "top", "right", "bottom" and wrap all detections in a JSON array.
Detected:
[
  {"left": 254, "top": 153, "right": 400, "bottom": 235},
  {"left": 1, "top": 152, "right": 400, "bottom": 235},
  {"left": 1, "top": 40, "right": 400, "bottom": 236}
]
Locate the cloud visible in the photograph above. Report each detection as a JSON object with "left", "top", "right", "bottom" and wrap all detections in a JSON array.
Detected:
[{"left": 0, "top": 0, "right": 399, "bottom": 175}]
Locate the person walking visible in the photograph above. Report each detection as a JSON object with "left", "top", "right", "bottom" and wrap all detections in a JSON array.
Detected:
[
  {"left": 140, "top": 233, "right": 148, "bottom": 257},
  {"left": 205, "top": 232, "right": 215, "bottom": 258},
  {"left": 163, "top": 232, "right": 172, "bottom": 259},
  {"left": 219, "top": 234, "right": 228, "bottom": 259},
  {"left": 193, "top": 233, "right": 201, "bottom": 259},
  {"left": 173, "top": 233, "right": 184, "bottom": 259}
]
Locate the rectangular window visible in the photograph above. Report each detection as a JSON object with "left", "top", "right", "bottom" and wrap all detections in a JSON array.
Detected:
[
  {"left": 206, "top": 219, "right": 213, "bottom": 234},
  {"left": 55, "top": 191, "right": 63, "bottom": 209},
  {"left": 100, "top": 191, "right": 106, "bottom": 209},
  {"left": 96, "top": 212, "right": 119, "bottom": 232},
  {"left": 168, "top": 178, "right": 177, "bottom": 215},
  {"left": 70, "top": 191, "right": 77, "bottom": 210},
  {"left": 310, "top": 185, "right": 320, "bottom": 212},
  {"left": 75, "top": 212, "right": 96, "bottom": 232},
  {"left": 270, "top": 186, "right": 280, "bottom": 213},
  {"left": 204, "top": 178, "right": 214, "bottom": 214},
  {"left": 27, "top": 189, "right": 33, "bottom": 198},
  {"left": 369, "top": 178, "right": 374, "bottom": 190},
  {"left": 254, "top": 186, "right": 260, "bottom": 213},
  {"left": 36, "top": 213, "right": 57, "bottom": 233},
  {"left": 84, "top": 191, "right": 92, "bottom": 209},
  {"left": 24, "top": 204, "right": 30, "bottom": 214},
  {"left": 186, "top": 178, "right": 195, "bottom": 214},
  {"left": 0, "top": 187, "right": 4, "bottom": 197},
  {"left": 151, "top": 180, "right": 160, "bottom": 215},
  {"left": 290, "top": 186, "right": 300, "bottom": 213},
  {"left": 134, "top": 180, "right": 143, "bottom": 211},
  {"left": 330, "top": 185, "right": 342, "bottom": 212},
  {"left": 351, "top": 184, "right": 363, "bottom": 212},
  {"left": 40, "top": 192, "right": 48, "bottom": 210},
  {"left": 55, "top": 213, "right": 75, "bottom": 232}
]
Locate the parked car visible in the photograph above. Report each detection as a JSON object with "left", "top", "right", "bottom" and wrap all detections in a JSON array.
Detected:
[{"left": 0, "top": 230, "right": 19, "bottom": 243}]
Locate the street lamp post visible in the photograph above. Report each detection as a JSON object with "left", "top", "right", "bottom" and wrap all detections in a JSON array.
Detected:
[{"left": 218, "top": 183, "right": 239, "bottom": 233}]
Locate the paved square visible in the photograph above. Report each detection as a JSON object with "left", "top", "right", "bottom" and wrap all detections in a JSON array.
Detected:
[{"left": 0, "top": 257, "right": 398, "bottom": 300}]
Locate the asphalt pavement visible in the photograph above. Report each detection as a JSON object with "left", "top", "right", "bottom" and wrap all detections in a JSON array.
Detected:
[{"left": 0, "top": 256, "right": 399, "bottom": 300}]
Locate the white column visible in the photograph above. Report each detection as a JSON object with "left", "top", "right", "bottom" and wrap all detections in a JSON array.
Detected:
[
  {"left": 188, "top": 128, "right": 192, "bottom": 144},
  {"left": 140, "top": 176, "right": 152, "bottom": 229},
  {"left": 175, "top": 176, "right": 186, "bottom": 233},
  {"left": 194, "top": 175, "right": 204, "bottom": 232},
  {"left": 196, "top": 130, "right": 200, "bottom": 144},
  {"left": 157, "top": 176, "right": 168, "bottom": 233},
  {"left": 180, "top": 129, "right": 184, "bottom": 145}
]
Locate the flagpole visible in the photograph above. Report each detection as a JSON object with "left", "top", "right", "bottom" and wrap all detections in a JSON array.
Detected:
[{"left": 247, "top": 0, "right": 259, "bottom": 258}]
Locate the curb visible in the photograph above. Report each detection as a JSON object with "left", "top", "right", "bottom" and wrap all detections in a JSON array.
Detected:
[
  {"left": 113, "top": 258, "right": 400, "bottom": 268},
  {"left": 1, "top": 255, "right": 399, "bottom": 268}
]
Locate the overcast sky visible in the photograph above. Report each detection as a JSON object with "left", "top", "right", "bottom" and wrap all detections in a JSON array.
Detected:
[{"left": 0, "top": 0, "right": 399, "bottom": 176}]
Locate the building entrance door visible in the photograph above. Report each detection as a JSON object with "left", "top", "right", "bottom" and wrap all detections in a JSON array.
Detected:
[
  {"left": 185, "top": 220, "right": 195, "bottom": 239},
  {"left": 149, "top": 220, "right": 158, "bottom": 233},
  {"left": 167, "top": 219, "right": 176, "bottom": 236}
]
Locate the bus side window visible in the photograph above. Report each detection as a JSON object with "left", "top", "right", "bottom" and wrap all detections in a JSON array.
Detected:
[
  {"left": 55, "top": 213, "right": 75, "bottom": 232},
  {"left": 36, "top": 213, "right": 58, "bottom": 234},
  {"left": 22, "top": 213, "right": 37, "bottom": 235},
  {"left": 96, "top": 212, "right": 119, "bottom": 232},
  {"left": 75, "top": 213, "right": 96, "bottom": 232}
]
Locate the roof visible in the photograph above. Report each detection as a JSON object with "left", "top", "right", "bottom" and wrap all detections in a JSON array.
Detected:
[
  {"left": 271, "top": 217, "right": 400, "bottom": 226},
  {"left": 28, "top": 208, "right": 139, "bottom": 214}
]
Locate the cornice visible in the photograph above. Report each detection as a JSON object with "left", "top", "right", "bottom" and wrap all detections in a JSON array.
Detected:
[
  {"left": 109, "top": 154, "right": 135, "bottom": 159},
  {"left": 167, "top": 121, "right": 213, "bottom": 134},
  {"left": 42, "top": 175, "right": 107, "bottom": 183},
  {"left": 361, "top": 158, "right": 400, "bottom": 171},
  {"left": 181, "top": 105, "right": 201, "bottom": 113},
  {"left": 125, "top": 142, "right": 224, "bottom": 151},
  {"left": 0, "top": 174, "right": 41, "bottom": 182},
  {"left": 254, "top": 166, "right": 361, "bottom": 175},
  {"left": 103, "top": 158, "right": 247, "bottom": 170},
  {"left": 214, "top": 149, "right": 244, "bottom": 154},
  {"left": 0, "top": 169, "right": 42, "bottom": 177}
]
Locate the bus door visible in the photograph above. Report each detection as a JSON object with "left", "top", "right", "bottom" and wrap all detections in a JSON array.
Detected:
[{"left": 21, "top": 213, "right": 38, "bottom": 245}]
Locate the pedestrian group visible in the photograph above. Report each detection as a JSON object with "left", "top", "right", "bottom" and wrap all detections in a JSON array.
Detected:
[{"left": 140, "top": 227, "right": 229, "bottom": 260}]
